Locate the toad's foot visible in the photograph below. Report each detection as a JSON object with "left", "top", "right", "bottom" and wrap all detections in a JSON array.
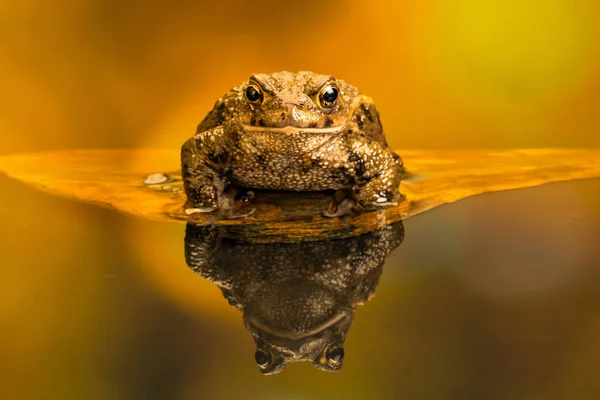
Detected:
[
  {"left": 322, "top": 199, "right": 356, "bottom": 218},
  {"left": 224, "top": 208, "right": 256, "bottom": 219},
  {"left": 323, "top": 190, "right": 355, "bottom": 218},
  {"left": 225, "top": 187, "right": 255, "bottom": 219},
  {"left": 232, "top": 188, "right": 255, "bottom": 209},
  {"left": 355, "top": 191, "right": 403, "bottom": 212},
  {"left": 185, "top": 206, "right": 217, "bottom": 215},
  {"left": 185, "top": 206, "right": 256, "bottom": 219},
  {"left": 185, "top": 187, "right": 256, "bottom": 219}
]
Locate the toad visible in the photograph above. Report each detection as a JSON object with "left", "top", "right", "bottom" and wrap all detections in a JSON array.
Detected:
[{"left": 181, "top": 71, "right": 403, "bottom": 217}]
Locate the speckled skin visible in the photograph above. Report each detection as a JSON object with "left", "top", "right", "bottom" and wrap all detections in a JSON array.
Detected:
[
  {"left": 184, "top": 221, "right": 405, "bottom": 374},
  {"left": 181, "top": 71, "right": 404, "bottom": 213}
]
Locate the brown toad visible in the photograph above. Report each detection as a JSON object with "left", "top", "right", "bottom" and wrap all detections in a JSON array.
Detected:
[{"left": 181, "top": 71, "right": 403, "bottom": 217}]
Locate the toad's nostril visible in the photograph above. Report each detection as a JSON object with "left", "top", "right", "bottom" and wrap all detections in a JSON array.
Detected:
[{"left": 280, "top": 112, "right": 286, "bottom": 121}]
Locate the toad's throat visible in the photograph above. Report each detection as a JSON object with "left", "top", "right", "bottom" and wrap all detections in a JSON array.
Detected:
[
  {"left": 242, "top": 124, "right": 345, "bottom": 134},
  {"left": 249, "top": 312, "right": 349, "bottom": 340}
]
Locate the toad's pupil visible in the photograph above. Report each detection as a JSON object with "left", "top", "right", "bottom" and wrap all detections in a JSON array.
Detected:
[
  {"left": 328, "top": 347, "right": 344, "bottom": 363},
  {"left": 246, "top": 86, "right": 261, "bottom": 102},
  {"left": 322, "top": 86, "right": 338, "bottom": 103},
  {"left": 255, "top": 350, "right": 271, "bottom": 366}
]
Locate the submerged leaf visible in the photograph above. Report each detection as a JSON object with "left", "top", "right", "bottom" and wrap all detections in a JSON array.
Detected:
[{"left": 0, "top": 149, "right": 599, "bottom": 241}]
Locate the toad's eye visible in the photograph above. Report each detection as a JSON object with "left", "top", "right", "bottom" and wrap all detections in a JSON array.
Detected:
[
  {"left": 326, "top": 345, "right": 344, "bottom": 366},
  {"left": 255, "top": 350, "right": 271, "bottom": 369},
  {"left": 318, "top": 84, "right": 339, "bottom": 109},
  {"left": 246, "top": 84, "right": 263, "bottom": 104}
]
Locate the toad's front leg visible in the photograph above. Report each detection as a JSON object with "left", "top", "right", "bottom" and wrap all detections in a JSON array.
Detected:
[
  {"left": 322, "top": 136, "right": 404, "bottom": 217},
  {"left": 323, "top": 135, "right": 404, "bottom": 217},
  {"left": 181, "top": 125, "right": 235, "bottom": 212},
  {"left": 350, "top": 136, "right": 404, "bottom": 210}
]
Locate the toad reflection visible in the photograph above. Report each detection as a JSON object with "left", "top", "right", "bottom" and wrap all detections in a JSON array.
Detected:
[{"left": 184, "top": 221, "right": 404, "bottom": 374}]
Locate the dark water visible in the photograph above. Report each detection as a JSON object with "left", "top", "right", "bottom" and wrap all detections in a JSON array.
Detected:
[{"left": 1, "top": 176, "right": 599, "bottom": 400}]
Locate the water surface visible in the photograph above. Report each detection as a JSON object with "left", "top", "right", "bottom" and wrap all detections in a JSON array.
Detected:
[{"left": 1, "top": 175, "right": 599, "bottom": 399}]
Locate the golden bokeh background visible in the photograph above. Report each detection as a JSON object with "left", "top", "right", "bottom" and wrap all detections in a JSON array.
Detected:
[
  {"left": 2, "top": 1, "right": 600, "bottom": 398},
  {"left": 2, "top": 0, "right": 599, "bottom": 154}
]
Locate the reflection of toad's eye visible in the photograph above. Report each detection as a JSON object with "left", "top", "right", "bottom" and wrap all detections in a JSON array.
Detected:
[
  {"left": 255, "top": 350, "right": 271, "bottom": 368},
  {"left": 326, "top": 345, "right": 344, "bottom": 365},
  {"left": 246, "top": 84, "right": 263, "bottom": 104},
  {"left": 319, "top": 84, "right": 339, "bottom": 109}
]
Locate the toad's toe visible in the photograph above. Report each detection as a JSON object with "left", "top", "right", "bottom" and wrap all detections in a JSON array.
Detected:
[
  {"left": 185, "top": 207, "right": 218, "bottom": 215},
  {"left": 225, "top": 208, "right": 256, "bottom": 219},
  {"left": 322, "top": 199, "right": 355, "bottom": 218}
]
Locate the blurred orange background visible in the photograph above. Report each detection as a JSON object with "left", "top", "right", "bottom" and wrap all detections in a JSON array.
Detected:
[
  {"left": 2, "top": 0, "right": 599, "bottom": 155},
  {"left": 2, "top": 1, "right": 600, "bottom": 399}
]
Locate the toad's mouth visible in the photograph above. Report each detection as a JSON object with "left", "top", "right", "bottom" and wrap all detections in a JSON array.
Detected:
[
  {"left": 248, "top": 311, "right": 349, "bottom": 340},
  {"left": 242, "top": 124, "right": 345, "bottom": 134}
]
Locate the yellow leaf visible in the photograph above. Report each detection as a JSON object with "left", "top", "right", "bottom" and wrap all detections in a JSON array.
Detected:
[{"left": 0, "top": 149, "right": 599, "bottom": 241}]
